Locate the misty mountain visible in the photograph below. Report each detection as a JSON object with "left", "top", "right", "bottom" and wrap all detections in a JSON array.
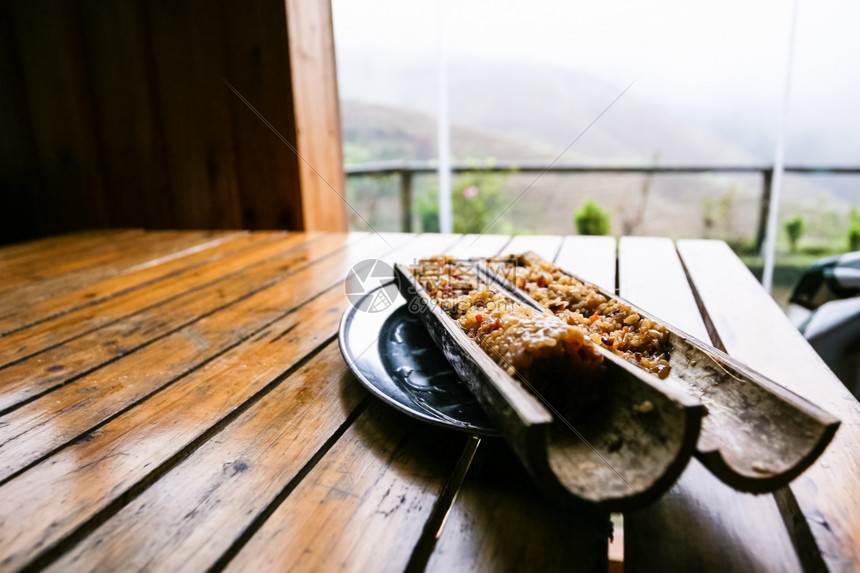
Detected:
[
  {"left": 340, "top": 55, "right": 858, "bottom": 208},
  {"left": 339, "top": 56, "right": 762, "bottom": 165}
]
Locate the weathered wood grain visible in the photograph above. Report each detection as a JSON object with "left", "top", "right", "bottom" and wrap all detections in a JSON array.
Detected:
[
  {"left": 0, "top": 287, "right": 357, "bottom": 571},
  {"left": 0, "top": 232, "right": 271, "bottom": 334},
  {"left": 144, "top": 1, "right": 242, "bottom": 229},
  {"left": 425, "top": 439, "right": 607, "bottom": 573},
  {"left": 620, "top": 237, "right": 802, "bottom": 573},
  {"left": 0, "top": 232, "right": 851, "bottom": 573},
  {"left": 0, "top": 232, "right": 457, "bottom": 570},
  {"left": 0, "top": 231, "right": 240, "bottom": 315},
  {"left": 0, "top": 229, "right": 146, "bottom": 291},
  {"left": 76, "top": 0, "right": 174, "bottom": 229},
  {"left": 0, "top": 232, "right": 328, "bottom": 368},
  {"left": 42, "top": 343, "right": 366, "bottom": 573},
  {"left": 284, "top": 0, "right": 347, "bottom": 231},
  {"left": 221, "top": 0, "right": 303, "bottom": 231},
  {"left": 0, "top": 235, "right": 329, "bottom": 411},
  {"left": 557, "top": 235, "right": 617, "bottom": 293},
  {"left": 499, "top": 234, "right": 563, "bottom": 261},
  {"left": 0, "top": 234, "right": 390, "bottom": 472},
  {"left": 223, "top": 400, "right": 466, "bottom": 573},
  {"left": 0, "top": 230, "right": 137, "bottom": 267},
  {"left": 678, "top": 239, "right": 860, "bottom": 573}
]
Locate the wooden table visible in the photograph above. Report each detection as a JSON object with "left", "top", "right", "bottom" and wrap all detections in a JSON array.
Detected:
[{"left": 0, "top": 230, "right": 857, "bottom": 572}]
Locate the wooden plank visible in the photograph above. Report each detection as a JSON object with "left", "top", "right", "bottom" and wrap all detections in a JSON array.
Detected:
[
  {"left": 0, "top": 230, "right": 137, "bottom": 266},
  {"left": 677, "top": 239, "right": 860, "bottom": 572},
  {"left": 0, "top": 233, "right": 448, "bottom": 481},
  {"left": 223, "top": 401, "right": 466, "bottom": 573},
  {"left": 0, "top": 231, "right": 125, "bottom": 264},
  {"left": 0, "top": 285, "right": 360, "bottom": 571},
  {"left": 445, "top": 234, "right": 511, "bottom": 259},
  {"left": 557, "top": 235, "right": 617, "bottom": 293},
  {"left": 0, "top": 231, "right": 240, "bottom": 311},
  {"left": 0, "top": 232, "right": 323, "bottom": 369},
  {"left": 386, "top": 232, "right": 465, "bottom": 266},
  {"left": 0, "top": 232, "right": 156, "bottom": 293},
  {"left": 499, "top": 235, "right": 563, "bottom": 261},
  {"left": 425, "top": 440, "right": 607, "bottom": 573},
  {"left": 0, "top": 230, "right": 145, "bottom": 289},
  {"left": 0, "top": 233, "right": 452, "bottom": 570},
  {"left": 0, "top": 232, "right": 263, "bottom": 335},
  {"left": 284, "top": 0, "right": 347, "bottom": 231},
  {"left": 0, "top": 233, "right": 355, "bottom": 413},
  {"left": 619, "top": 237, "right": 801, "bottom": 573},
  {"left": 618, "top": 237, "right": 708, "bottom": 336},
  {"left": 43, "top": 342, "right": 367, "bottom": 572},
  {"left": 39, "top": 234, "right": 461, "bottom": 572}
]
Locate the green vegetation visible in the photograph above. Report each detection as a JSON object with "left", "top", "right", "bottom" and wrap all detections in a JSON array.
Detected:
[
  {"left": 701, "top": 187, "right": 737, "bottom": 240},
  {"left": 416, "top": 186, "right": 440, "bottom": 232},
  {"left": 849, "top": 208, "right": 860, "bottom": 251},
  {"left": 341, "top": 101, "right": 860, "bottom": 309},
  {"left": 785, "top": 216, "right": 804, "bottom": 253},
  {"left": 574, "top": 200, "right": 611, "bottom": 236},
  {"left": 415, "top": 168, "right": 510, "bottom": 234},
  {"left": 452, "top": 169, "right": 508, "bottom": 233}
]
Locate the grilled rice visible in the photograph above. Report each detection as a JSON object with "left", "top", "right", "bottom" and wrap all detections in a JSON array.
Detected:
[
  {"left": 490, "top": 253, "right": 672, "bottom": 379},
  {"left": 410, "top": 256, "right": 604, "bottom": 417}
]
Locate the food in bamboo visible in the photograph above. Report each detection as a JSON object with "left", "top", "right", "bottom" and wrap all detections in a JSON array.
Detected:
[
  {"left": 409, "top": 256, "right": 604, "bottom": 417},
  {"left": 490, "top": 253, "right": 672, "bottom": 379}
]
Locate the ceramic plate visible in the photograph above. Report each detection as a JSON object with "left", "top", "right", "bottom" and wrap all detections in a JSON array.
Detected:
[{"left": 338, "top": 285, "right": 498, "bottom": 436}]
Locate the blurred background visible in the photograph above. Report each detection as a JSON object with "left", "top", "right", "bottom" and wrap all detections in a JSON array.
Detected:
[
  {"left": 2, "top": 0, "right": 858, "bottom": 309},
  {"left": 334, "top": 0, "right": 860, "bottom": 307}
]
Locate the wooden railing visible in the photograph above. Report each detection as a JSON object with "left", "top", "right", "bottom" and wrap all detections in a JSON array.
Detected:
[{"left": 345, "top": 161, "right": 860, "bottom": 249}]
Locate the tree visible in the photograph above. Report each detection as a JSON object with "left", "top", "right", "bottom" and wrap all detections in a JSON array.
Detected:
[
  {"left": 574, "top": 200, "right": 611, "bottom": 236},
  {"left": 785, "top": 216, "right": 804, "bottom": 253}
]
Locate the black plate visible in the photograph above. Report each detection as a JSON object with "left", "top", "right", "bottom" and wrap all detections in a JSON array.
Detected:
[{"left": 338, "top": 285, "right": 498, "bottom": 436}]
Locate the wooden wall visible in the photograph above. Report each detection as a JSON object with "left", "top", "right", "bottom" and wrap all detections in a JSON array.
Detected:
[{"left": 0, "top": 0, "right": 346, "bottom": 245}]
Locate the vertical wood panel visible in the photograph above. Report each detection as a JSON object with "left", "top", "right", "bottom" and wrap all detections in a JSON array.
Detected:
[
  {"left": 222, "top": 0, "right": 304, "bottom": 230},
  {"left": 144, "top": 0, "right": 242, "bottom": 229},
  {"left": 8, "top": 0, "right": 109, "bottom": 235},
  {"left": 285, "top": 0, "right": 347, "bottom": 231},
  {"left": 0, "top": 3, "right": 43, "bottom": 243},
  {"left": 0, "top": 0, "right": 344, "bottom": 243},
  {"left": 76, "top": 0, "right": 173, "bottom": 228}
]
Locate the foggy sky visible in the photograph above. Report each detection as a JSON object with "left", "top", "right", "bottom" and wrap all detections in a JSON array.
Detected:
[{"left": 333, "top": 0, "right": 860, "bottom": 165}]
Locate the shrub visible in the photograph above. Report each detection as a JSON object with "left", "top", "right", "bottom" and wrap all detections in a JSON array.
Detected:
[
  {"left": 574, "top": 200, "right": 611, "bottom": 236},
  {"left": 849, "top": 208, "right": 860, "bottom": 251},
  {"left": 414, "top": 168, "right": 509, "bottom": 233},
  {"left": 451, "top": 171, "right": 506, "bottom": 234},
  {"left": 785, "top": 216, "right": 804, "bottom": 253}
]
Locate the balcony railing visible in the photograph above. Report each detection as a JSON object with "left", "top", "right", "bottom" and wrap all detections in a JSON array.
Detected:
[{"left": 345, "top": 161, "right": 860, "bottom": 249}]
